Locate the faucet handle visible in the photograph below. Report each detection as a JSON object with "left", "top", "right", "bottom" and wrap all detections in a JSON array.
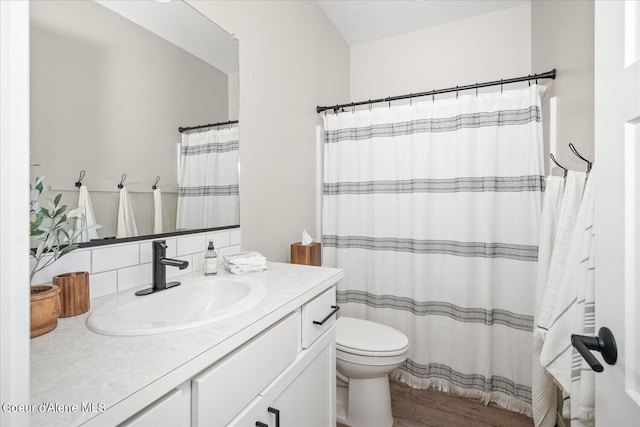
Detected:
[{"left": 152, "top": 240, "right": 168, "bottom": 250}]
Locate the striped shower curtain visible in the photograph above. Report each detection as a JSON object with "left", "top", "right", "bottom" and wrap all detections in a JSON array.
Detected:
[
  {"left": 176, "top": 125, "right": 240, "bottom": 230},
  {"left": 322, "top": 85, "right": 544, "bottom": 415}
]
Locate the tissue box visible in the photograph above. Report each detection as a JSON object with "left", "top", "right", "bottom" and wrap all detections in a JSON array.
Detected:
[{"left": 291, "top": 242, "right": 321, "bottom": 266}]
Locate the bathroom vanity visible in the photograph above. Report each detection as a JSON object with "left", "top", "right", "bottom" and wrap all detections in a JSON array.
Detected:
[{"left": 30, "top": 262, "right": 343, "bottom": 426}]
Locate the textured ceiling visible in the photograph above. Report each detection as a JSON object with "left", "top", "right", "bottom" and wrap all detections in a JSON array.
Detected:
[{"left": 317, "top": 0, "right": 530, "bottom": 45}]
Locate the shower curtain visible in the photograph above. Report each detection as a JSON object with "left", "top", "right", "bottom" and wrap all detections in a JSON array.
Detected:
[
  {"left": 177, "top": 125, "right": 239, "bottom": 230},
  {"left": 322, "top": 85, "right": 544, "bottom": 415}
]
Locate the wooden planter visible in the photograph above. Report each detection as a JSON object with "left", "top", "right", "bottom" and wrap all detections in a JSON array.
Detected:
[{"left": 30, "top": 284, "right": 61, "bottom": 338}]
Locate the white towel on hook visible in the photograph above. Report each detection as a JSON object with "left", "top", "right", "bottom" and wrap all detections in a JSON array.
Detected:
[
  {"left": 532, "top": 175, "right": 564, "bottom": 427},
  {"left": 536, "top": 170, "right": 586, "bottom": 338},
  {"left": 540, "top": 172, "right": 596, "bottom": 424},
  {"left": 116, "top": 187, "right": 138, "bottom": 238},
  {"left": 153, "top": 188, "right": 163, "bottom": 234},
  {"left": 77, "top": 184, "right": 99, "bottom": 242}
]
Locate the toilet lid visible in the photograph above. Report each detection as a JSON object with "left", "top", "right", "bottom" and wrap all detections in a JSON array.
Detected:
[{"left": 336, "top": 316, "right": 409, "bottom": 357}]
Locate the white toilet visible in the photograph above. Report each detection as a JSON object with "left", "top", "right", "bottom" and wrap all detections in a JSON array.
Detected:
[{"left": 335, "top": 316, "right": 409, "bottom": 427}]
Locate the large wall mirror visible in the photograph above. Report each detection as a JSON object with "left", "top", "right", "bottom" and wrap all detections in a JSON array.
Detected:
[{"left": 30, "top": 0, "right": 239, "bottom": 246}]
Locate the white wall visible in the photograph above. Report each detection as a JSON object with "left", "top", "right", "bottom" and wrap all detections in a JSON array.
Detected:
[
  {"left": 350, "top": 4, "right": 532, "bottom": 102},
  {"left": 532, "top": 0, "right": 594, "bottom": 172},
  {"left": 188, "top": 1, "right": 350, "bottom": 262}
]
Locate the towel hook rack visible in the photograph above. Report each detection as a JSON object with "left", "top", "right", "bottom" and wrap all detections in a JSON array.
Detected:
[
  {"left": 568, "top": 143, "right": 592, "bottom": 173},
  {"left": 152, "top": 176, "right": 160, "bottom": 190},
  {"left": 75, "top": 170, "right": 86, "bottom": 188},
  {"left": 118, "top": 173, "right": 127, "bottom": 189},
  {"left": 549, "top": 153, "right": 568, "bottom": 178}
]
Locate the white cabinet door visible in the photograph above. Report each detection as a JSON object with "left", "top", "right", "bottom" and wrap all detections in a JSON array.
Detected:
[
  {"left": 269, "top": 338, "right": 334, "bottom": 427},
  {"left": 229, "top": 327, "right": 336, "bottom": 427}
]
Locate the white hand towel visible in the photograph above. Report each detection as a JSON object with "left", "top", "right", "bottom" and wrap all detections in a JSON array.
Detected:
[
  {"left": 540, "top": 173, "right": 595, "bottom": 421},
  {"left": 77, "top": 184, "right": 99, "bottom": 242},
  {"left": 224, "top": 251, "right": 267, "bottom": 266},
  {"left": 153, "top": 188, "right": 163, "bottom": 234},
  {"left": 536, "top": 171, "right": 586, "bottom": 338},
  {"left": 532, "top": 175, "right": 564, "bottom": 427},
  {"left": 116, "top": 187, "right": 138, "bottom": 238}
]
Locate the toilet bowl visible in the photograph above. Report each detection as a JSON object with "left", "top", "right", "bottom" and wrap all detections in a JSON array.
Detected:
[{"left": 335, "top": 316, "right": 409, "bottom": 427}]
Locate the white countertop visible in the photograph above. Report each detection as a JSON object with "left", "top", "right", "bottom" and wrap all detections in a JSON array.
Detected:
[{"left": 30, "top": 262, "right": 343, "bottom": 427}]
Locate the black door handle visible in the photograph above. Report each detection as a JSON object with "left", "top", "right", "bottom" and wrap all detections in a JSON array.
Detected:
[
  {"left": 571, "top": 327, "right": 617, "bottom": 372},
  {"left": 313, "top": 305, "right": 340, "bottom": 325},
  {"left": 268, "top": 407, "right": 280, "bottom": 427}
]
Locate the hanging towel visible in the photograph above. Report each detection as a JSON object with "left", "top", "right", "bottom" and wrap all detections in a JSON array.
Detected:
[
  {"left": 153, "top": 188, "right": 163, "bottom": 234},
  {"left": 536, "top": 170, "right": 586, "bottom": 338},
  {"left": 532, "top": 175, "right": 564, "bottom": 427},
  {"left": 116, "top": 187, "right": 138, "bottom": 238},
  {"left": 77, "top": 184, "right": 99, "bottom": 242},
  {"left": 540, "top": 172, "right": 595, "bottom": 423}
]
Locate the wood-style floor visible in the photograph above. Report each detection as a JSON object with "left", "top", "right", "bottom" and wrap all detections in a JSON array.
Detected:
[{"left": 340, "top": 377, "right": 533, "bottom": 427}]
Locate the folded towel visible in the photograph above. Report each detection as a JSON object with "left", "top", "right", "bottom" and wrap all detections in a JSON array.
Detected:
[
  {"left": 223, "top": 251, "right": 268, "bottom": 274},
  {"left": 116, "top": 187, "right": 138, "bottom": 238},
  {"left": 77, "top": 184, "right": 99, "bottom": 242},
  {"left": 224, "top": 251, "right": 267, "bottom": 266},
  {"left": 541, "top": 172, "right": 596, "bottom": 421},
  {"left": 532, "top": 175, "right": 564, "bottom": 427},
  {"left": 153, "top": 188, "right": 163, "bottom": 234},
  {"left": 536, "top": 171, "right": 586, "bottom": 338}
]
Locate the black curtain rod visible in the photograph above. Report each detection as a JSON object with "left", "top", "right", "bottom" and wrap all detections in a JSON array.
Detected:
[
  {"left": 178, "top": 120, "right": 239, "bottom": 133},
  {"left": 316, "top": 69, "right": 556, "bottom": 114}
]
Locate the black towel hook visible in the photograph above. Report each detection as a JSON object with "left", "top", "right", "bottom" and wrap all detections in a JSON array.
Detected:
[
  {"left": 152, "top": 176, "right": 160, "bottom": 190},
  {"left": 569, "top": 143, "right": 593, "bottom": 173},
  {"left": 118, "top": 173, "right": 127, "bottom": 189},
  {"left": 75, "top": 170, "right": 86, "bottom": 188},
  {"left": 549, "top": 153, "right": 568, "bottom": 178}
]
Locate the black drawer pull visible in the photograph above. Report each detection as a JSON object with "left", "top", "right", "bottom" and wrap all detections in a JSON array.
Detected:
[
  {"left": 268, "top": 407, "right": 280, "bottom": 427},
  {"left": 255, "top": 422, "right": 268, "bottom": 427},
  {"left": 313, "top": 305, "right": 340, "bottom": 325}
]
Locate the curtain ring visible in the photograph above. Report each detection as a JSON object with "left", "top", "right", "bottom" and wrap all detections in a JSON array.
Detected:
[
  {"left": 388, "top": 97, "right": 391, "bottom": 109},
  {"left": 500, "top": 79, "right": 503, "bottom": 94},
  {"left": 369, "top": 100, "right": 372, "bottom": 111},
  {"left": 409, "top": 93, "right": 412, "bottom": 106},
  {"left": 456, "top": 86, "right": 459, "bottom": 99},
  {"left": 475, "top": 84, "right": 478, "bottom": 97},
  {"left": 351, "top": 102, "right": 355, "bottom": 114},
  {"left": 528, "top": 74, "right": 531, "bottom": 87},
  {"left": 432, "top": 90, "right": 435, "bottom": 103}
]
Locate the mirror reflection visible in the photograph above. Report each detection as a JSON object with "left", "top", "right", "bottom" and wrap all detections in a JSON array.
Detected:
[{"left": 30, "top": 0, "right": 239, "bottom": 243}]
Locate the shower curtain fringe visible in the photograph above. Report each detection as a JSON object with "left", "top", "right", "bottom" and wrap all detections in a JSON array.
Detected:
[{"left": 391, "top": 369, "right": 534, "bottom": 418}]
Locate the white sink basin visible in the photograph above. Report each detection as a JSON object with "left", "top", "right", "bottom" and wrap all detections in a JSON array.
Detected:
[{"left": 86, "top": 276, "right": 267, "bottom": 336}]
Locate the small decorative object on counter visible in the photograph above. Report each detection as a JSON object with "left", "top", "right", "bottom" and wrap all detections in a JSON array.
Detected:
[
  {"left": 53, "top": 271, "right": 90, "bottom": 317},
  {"left": 291, "top": 242, "right": 321, "bottom": 266},
  {"left": 224, "top": 251, "right": 268, "bottom": 274},
  {"left": 204, "top": 240, "right": 218, "bottom": 275}
]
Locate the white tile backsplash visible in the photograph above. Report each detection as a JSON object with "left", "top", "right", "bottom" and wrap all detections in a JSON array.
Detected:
[
  {"left": 89, "top": 271, "right": 117, "bottom": 299},
  {"left": 118, "top": 263, "right": 152, "bottom": 292},
  {"left": 92, "top": 243, "right": 140, "bottom": 273},
  {"left": 31, "top": 249, "right": 92, "bottom": 286},
  {"left": 176, "top": 234, "right": 207, "bottom": 256},
  {"left": 207, "top": 230, "right": 230, "bottom": 250},
  {"left": 31, "top": 228, "right": 239, "bottom": 300},
  {"left": 229, "top": 229, "right": 241, "bottom": 246}
]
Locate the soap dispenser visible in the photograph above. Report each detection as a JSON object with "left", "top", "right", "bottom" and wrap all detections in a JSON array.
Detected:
[{"left": 204, "top": 240, "right": 218, "bottom": 275}]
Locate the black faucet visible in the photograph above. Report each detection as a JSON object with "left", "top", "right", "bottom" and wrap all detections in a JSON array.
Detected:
[{"left": 135, "top": 240, "right": 189, "bottom": 296}]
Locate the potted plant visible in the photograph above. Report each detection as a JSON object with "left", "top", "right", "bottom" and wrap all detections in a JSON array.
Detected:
[{"left": 30, "top": 176, "right": 85, "bottom": 337}]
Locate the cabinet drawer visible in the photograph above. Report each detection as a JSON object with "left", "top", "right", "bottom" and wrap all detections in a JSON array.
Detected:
[
  {"left": 119, "top": 388, "right": 183, "bottom": 427},
  {"left": 301, "top": 286, "right": 337, "bottom": 348},
  {"left": 192, "top": 312, "right": 299, "bottom": 427}
]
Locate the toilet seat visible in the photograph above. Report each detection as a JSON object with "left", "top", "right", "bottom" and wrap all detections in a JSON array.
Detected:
[{"left": 336, "top": 317, "right": 409, "bottom": 357}]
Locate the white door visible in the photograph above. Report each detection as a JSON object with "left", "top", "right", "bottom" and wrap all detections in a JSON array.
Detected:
[{"left": 594, "top": 1, "right": 640, "bottom": 425}]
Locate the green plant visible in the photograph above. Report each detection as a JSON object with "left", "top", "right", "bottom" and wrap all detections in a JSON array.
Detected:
[{"left": 30, "top": 176, "right": 84, "bottom": 285}]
